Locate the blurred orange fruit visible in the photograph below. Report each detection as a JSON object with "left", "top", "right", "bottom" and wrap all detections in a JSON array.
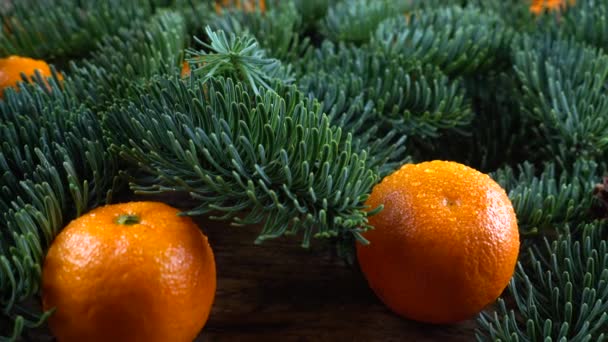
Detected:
[
  {"left": 530, "top": 0, "right": 575, "bottom": 14},
  {"left": 0, "top": 55, "right": 59, "bottom": 98}
]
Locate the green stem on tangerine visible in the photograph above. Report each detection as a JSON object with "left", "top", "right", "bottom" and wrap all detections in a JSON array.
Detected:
[{"left": 116, "top": 214, "right": 140, "bottom": 225}]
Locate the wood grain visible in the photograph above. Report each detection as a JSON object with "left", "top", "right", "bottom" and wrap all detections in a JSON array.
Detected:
[{"left": 193, "top": 217, "right": 478, "bottom": 341}]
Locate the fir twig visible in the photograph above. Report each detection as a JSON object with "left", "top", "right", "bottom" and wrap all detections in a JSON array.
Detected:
[
  {"left": 207, "top": 1, "right": 311, "bottom": 62},
  {"left": 299, "top": 41, "right": 471, "bottom": 172},
  {"left": 106, "top": 77, "right": 380, "bottom": 248},
  {"left": 492, "top": 160, "right": 600, "bottom": 236},
  {"left": 513, "top": 34, "right": 608, "bottom": 165},
  {"left": 186, "top": 26, "right": 294, "bottom": 95},
  {"left": 561, "top": 0, "right": 608, "bottom": 51},
  {"left": 67, "top": 10, "right": 188, "bottom": 111},
  {"left": 477, "top": 222, "right": 608, "bottom": 341},
  {"left": 321, "top": 0, "right": 408, "bottom": 44},
  {"left": 371, "top": 5, "right": 514, "bottom": 77},
  {"left": 0, "top": 80, "right": 117, "bottom": 341},
  {"left": 0, "top": 0, "right": 153, "bottom": 59}
]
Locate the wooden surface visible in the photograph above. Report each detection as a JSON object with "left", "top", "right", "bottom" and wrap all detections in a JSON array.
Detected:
[
  {"left": 18, "top": 215, "right": 479, "bottom": 341},
  {"left": 193, "top": 217, "right": 478, "bottom": 341}
]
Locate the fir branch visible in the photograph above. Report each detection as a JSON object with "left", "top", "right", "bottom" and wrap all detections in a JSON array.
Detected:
[
  {"left": 417, "top": 71, "right": 531, "bottom": 172},
  {"left": 476, "top": 221, "right": 608, "bottom": 341},
  {"left": 67, "top": 10, "right": 187, "bottom": 112},
  {"left": 320, "top": 0, "right": 408, "bottom": 44},
  {"left": 153, "top": 0, "right": 215, "bottom": 36},
  {"left": 207, "top": 1, "right": 311, "bottom": 62},
  {"left": 299, "top": 42, "right": 471, "bottom": 168},
  {"left": 0, "top": 0, "right": 153, "bottom": 59},
  {"left": 299, "top": 68, "right": 407, "bottom": 177},
  {"left": 491, "top": 160, "right": 600, "bottom": 236},
  {"left": 372, "top": 64, "right": 471, "bottom": 139},
  {"left": 513, "top": 34, "right": 608, "bottom": 164},
  {"left": 561, "top": 0, "right": 608, "bottom": 52},
  {"left": 186, "top": 26, "right": 294, "bottom": 95},
  {"left": 371, "top": 5, "right": 514, "bottom": 77},
  {"left": 298, "top": 43, "right": 408, "bottom": 175},
  {"left": 292, "top": 0, "right": 332, "bottom": 29},
  {"left": 0, "top": 83, "right": 117, "bottom": 340},
  {"left": 409, "top": 0, "right": 535, "bottom": 30},
  {"left": 106, "top": 77, "right": 379, "bottom": 248},
  {"left": 299, "top": 42, "right": 472, "bottom": 138},
  {"left": 459, "top": 70, "right": 528, "bottom": 170},
  {"left": 471, "top": 0, "right": 537, "bottom": 31}
]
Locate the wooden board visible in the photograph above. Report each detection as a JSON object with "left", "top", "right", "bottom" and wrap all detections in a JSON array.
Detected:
[
  {"left": 194, "top": 217, "right": 478, "bottom": 341},
  {"left": 7, "top": 201, "right": 480, "bottom": 341}
]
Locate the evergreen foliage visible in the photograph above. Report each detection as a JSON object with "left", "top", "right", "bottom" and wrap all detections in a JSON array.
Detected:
[
  {"left": 292, "top": 0, "right": 332, "bottom": 28},
  {"left": 321, "top": 0, "right": 407, "bottom": 44},
  {"left": 0, "top": 0, "right": 153, "bottom": 59},
  {"left": 298, "top": 42, "right": 471, "bottom": 171},
  {"left": 492, "top": 160, "right": 601, "bottom": 235},
  {"left": 477, "top": 221, "right": 608, "bottom": 341},
  {"left": 561, "top": 0, "right": 608, "bottom": 51},
  {"left": 0, "top": 0, "right": 607, "bottom": 340},
  {"left": 207, "top": 1, "right": 310, "bottom": 62},
  {"left": 513, "top": 34, "right": 608, "bottom": 165},
  {"left": 0, "top": 82, "right": 116, "bottom": 340},
  {"left": 371, "top": 6, "right": 513, "bottom": 76},
  {"left": 186, "top": 26, "right": 294, "bottom": 95},
  {"left": 105, "top": 76, "right": 379, "bottom": 249},
  {"left": 421, "top": 70, "right": 530, "bottom": 172},
  {"left": 67, "top": 10, "right": 188, "bottom": 111}
]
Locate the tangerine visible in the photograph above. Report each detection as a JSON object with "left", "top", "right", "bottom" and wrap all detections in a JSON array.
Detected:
[
  {"left": 530, "top": 0, "right": 575, "bottom": 14},
  {"left": 215, "top": 0, "right": 266, "bottom": 14},
  {"left": 41, "top": 201, "right": 216, "bottom": 342},
  {"left": 356, "top": 160, "right": 519, "bottom": 324},
  {"left": 0, "top": 55, "right": 57, "bottom": 98},
  {"left": 181, "top": 60, "right": 191, "bottom": 77}
]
